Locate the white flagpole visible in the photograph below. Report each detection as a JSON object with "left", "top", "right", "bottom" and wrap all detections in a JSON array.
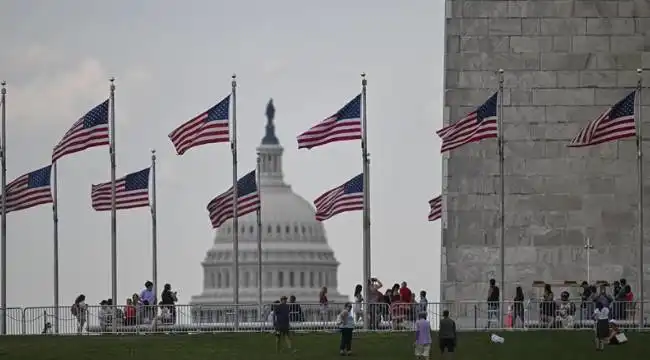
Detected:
[
  {"left": 0, "top": 81, "right": 7, "bottom": 335},
  {"left": 497, "top": 69, "right": 505, "bottom": 326},
  {"left": 637, "top": 68, "right": 644, "bottom": 329},
  {"left": 109, "top": 78, "right": 118, "bottom": 333},
  {"left": 151, "top": 150, "right": 158, "bottom": 298},
  {"left": 230, "top": 74, "right": 240, "bottom": 331},
  {"left": 256, "top": 153, "right": 263, "bottom": 320},
  {"left": 361, "top": 73, "right": 371, "bottom": 330},
  {"left": 52, "top": 162, "right": 60, "bottom": 334}
]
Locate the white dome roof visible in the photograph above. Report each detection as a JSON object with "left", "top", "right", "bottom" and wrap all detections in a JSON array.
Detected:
[{"left": 213, "top": 184, "right": 327, "bottom": 245}]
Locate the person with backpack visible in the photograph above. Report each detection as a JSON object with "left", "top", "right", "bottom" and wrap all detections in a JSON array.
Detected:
[{"left": 71, "top": 294, "right": 88, "bottom": 334}]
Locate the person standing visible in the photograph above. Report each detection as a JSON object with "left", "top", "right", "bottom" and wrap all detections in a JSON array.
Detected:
[
  {"left": 274, "top": 296, "right": 294, "bottom": 353},
  {"left": 593, "top": 302, "right": 610, "bottom": 351},
  {"left": 71, "top": 294, "right": 88, "bottom": 334},
  {"left": 414, "top": 312, "right": 432, "bottom": 360},
  {"left": 486, "top": 278, "right": 500, "bottom": 328},
  {"left": 337, "top": 302, "right": 355, "bottom": 356},
  {"left": 438, "top": 310, "right": 457, "bottom": 359}
]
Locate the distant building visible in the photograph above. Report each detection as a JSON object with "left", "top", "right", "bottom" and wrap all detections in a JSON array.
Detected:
[{"left": 191, "top": 99, "right": 348, "bottom": 322}]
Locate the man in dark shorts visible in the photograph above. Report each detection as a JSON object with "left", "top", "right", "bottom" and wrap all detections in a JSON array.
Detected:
[
  {"left": 274, "top": 296, "right": 294, "bottom": 353},
  {"left": 438, "top": 310, "right": 457, "bottom": 358}
]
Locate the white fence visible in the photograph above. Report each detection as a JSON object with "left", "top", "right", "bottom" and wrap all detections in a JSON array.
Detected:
[{"left": 2, "top": 300, "right": 648, "bottom": 335}]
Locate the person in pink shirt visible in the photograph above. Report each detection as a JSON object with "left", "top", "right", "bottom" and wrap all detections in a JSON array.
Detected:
[{"left": 414, "top": 312, "right": 432, "bottom": 360}]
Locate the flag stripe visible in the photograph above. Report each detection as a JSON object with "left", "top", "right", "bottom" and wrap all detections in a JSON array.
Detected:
[
  {"left": 436, "top": 93, "right": 498, "bottom": 152},
  {"left": 314, "top": 174, "right": 364, "bottom": 221},
  {"left": 4, "top": 166, "right": 53, "bottom": 213},
  {"left": 52, "top": 100, "right": 109, "bottom": 162},
  {"left": 207, "top": 170, "right": 260, "bottom": 228},
  {"left": 169, "top": 96, "right": 230, "bottom": 155},
  {"left": 428, "top": 196, "right": 441, "bottom": 222},
  {"left": 297, "top": 95, "right": 362, "bottom": 149},
  {"left": 91, "top": 168, "right": 150, "bottom": 211},
  {"left": 569, "top": 91, "right": 636, "bottom": 147}
]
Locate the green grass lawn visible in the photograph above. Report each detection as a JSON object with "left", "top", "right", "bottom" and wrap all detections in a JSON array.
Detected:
[{"left": 0, "top": 331, "right": 649, "bottom": 360}]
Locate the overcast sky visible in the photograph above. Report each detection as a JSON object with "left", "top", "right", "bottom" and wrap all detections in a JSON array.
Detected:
[{"left": 0, "top": 0, "right": 444, "bottom": 308}]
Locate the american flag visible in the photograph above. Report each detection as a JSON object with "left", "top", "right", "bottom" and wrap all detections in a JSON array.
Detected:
[
  {"left": 314, "top": 173, "right": 364, "bottom": 221},
  {"left": 568, "top": 91, "right": 636, "bottom": 147},
  {"left": 52, "top": 100, "right": 109, "bottom": 162},
  {"left": 436, "top": 92, "right": 498, "bottom": 152},
  {"left": 169, "top": 95, "right": 230, "bottom": 155},
  {"left": 3, "top": 165, "right": 53, "bottom": 213},
  {"left": 428, "top": 196, "right": 441, "bottom": 221},
  {"left": 207, "top": 170, "right": 260, "bottom": 229},
  {"left": 297, "top": 94, "right": 362, "bottom": 149},
  {"left": 91, "top": 168, "right": 150, "bottom": 211}
]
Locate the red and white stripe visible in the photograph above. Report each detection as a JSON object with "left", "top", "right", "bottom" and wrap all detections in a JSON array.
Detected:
[
  {"left": 428, "top": 196, "right": 441, "bottom": 222},
  {"left": 436, "top": 112, "right": 497, "bottom": 152},
  {"left": 91, "top": 180, "right": 149, "bottom": 211}
]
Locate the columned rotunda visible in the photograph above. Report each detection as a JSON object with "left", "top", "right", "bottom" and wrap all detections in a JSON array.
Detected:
[{"left": 191, "top": 99, "right": 348, "bottom": 318}]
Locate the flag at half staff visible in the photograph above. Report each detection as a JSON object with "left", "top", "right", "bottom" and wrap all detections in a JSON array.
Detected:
[
  {"left": 207, "top": 170, "right": 260, "bottom": 229},
  {"left": 436, "top": 92, "right": 498, "bottom": 152},
  {"left": 428, "top": 196, "right": 441, "bottom": 221},
  {"left": 314, "top": 173, "right": 363, "bottom": 221},
  {"left": 52, "top": 100, "right": 110, "bottom": 162},
  {"left": 297, "top": 94, "right": 362, "bottom": 149},
  {"left": 568, "top": 91, "right": 636, "bottom": 147},
  {"left": 169, "top": 95, "right": 230, "bottom": 155},
  {"left": 91, "top": 168, "right": 150, "bottom": 211},
  {"left": 3, "top": 165, "right": 53, "bottom": 213}
]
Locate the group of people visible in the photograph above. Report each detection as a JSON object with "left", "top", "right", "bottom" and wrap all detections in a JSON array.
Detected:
[
  {"left": 353, "top": 278, "right": 429, "bottom": 329},
  {"left": 270, "top": 278, "right": 452, "bottom": 359},
  {"left": 70, "top": 281, "right": 179, "bottom": 333}
]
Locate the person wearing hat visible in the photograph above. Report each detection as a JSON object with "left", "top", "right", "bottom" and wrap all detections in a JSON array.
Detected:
[{"left": 273, "top": 296, "right": 294, "bottom": 353}]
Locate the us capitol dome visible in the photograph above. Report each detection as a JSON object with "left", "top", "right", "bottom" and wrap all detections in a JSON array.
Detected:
[{"left": 190, "top": 99, "right": 349, "bottom": 319}]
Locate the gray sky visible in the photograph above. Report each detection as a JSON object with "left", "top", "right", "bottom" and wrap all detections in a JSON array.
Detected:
[{"left": 0, "top": 0, "right": 444, "bottom": 307}]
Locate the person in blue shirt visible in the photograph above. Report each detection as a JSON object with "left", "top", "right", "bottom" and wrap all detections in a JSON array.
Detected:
[{"left": 273, "top": 296, "right": 293, "bottom": 353}]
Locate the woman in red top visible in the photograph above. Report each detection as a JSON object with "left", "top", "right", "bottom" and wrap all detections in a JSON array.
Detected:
[
  {"left": 399, "top": 282, "right": 413, "bottom": 302},
  {"left": 124, "top": 298, "right": 137, "bottom": 326}
]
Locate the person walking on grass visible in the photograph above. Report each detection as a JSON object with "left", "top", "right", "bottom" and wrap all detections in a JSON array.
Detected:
[
  {"left": 414, "top": 312, "right": 432, "bottom": 360},
  {"left": 438, "top": 310, "right": 457, "bottom": 359},
  {"left": 337, "top": 302, "right": 355, "bottom": 356},
  {"left": 274, "top": 296, "right": 294, "bottom": 353}
]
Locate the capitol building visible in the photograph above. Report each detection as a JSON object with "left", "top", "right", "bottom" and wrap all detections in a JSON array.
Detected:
[{"left": 190, "top": 99, "right": 349, "bottom": 321}]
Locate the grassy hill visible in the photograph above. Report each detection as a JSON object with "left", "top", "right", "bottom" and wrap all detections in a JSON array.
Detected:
[{"left": 0, "top": 331, "right": 649, "bottom": 359}]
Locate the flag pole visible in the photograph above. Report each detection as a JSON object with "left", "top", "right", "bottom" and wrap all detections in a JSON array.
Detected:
[
  {"left": 151, "top": 149, "right": 158, "bottom": 298},
  {"left": 52, "top": 162, "right": 60, "bottom": 334},
  {"left": 109, "top": 77, "right": 118, "bottom": 333},
  {"left": 361, "top": 73, "right": 371, "bottom": 330},
  {"left": 230, "top": 74, "right": 240, "bottom": 331},
  {"left": 256, "top": 153, "right": 263, "bottom": 320},
  {"left": 637, "top": 68, "right": 644, "bottom": 329},
  {"left": 497, "top": 69, "right": 505, "bottom": 327},
  {"left": 0, "top": 80, "right": 7, "bottom": 335}
]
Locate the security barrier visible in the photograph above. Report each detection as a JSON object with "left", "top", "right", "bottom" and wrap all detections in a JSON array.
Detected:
[{"left": 3, "top": 300, "right": 649, "bottom": 335}]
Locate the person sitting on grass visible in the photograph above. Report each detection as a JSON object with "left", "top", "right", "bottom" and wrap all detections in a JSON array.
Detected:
[
  {"left": 607, "top": 320, "right": 627, "bottom": 345},
  {"left": 273, "top": 296, "right": 294, "bottom": 353},
  {"left": 337, "top": 302, "right": 355, "bottom": 356}
]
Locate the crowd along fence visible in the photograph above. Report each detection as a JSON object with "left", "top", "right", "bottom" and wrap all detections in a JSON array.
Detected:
[{"left": 1, "top": 300, "right": 648, "bottom": 335}]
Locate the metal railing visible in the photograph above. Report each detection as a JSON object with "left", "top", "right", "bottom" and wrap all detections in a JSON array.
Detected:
[{"left": 2, "top": 299, "right": 648, "bottom": 335}]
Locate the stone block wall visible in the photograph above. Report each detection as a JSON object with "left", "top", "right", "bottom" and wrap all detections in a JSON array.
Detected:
[{"left": 442, "top": 0, "right": 650, "bottom": 302}]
